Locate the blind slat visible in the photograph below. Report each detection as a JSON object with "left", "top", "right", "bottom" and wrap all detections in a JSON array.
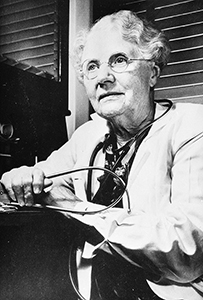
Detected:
[
  {"left": 156, "top": 10, "right": 203, "bottom": 31},
  {"left": 0, "top": 0, "right": 25, "bottom": 7},
  {"left": 0, "top": 1, "right": 56, "bottom": 17},
  {"left": 155, "top": 85, "right": 203, "bottom": 100},
  {"left": 0, "top": 24, "right": 55, "bottom": 45},
  {"left": 1, "top": 35, "right": 54, "bottom": 54},
  {"left": 163, "top": 23, "right": 203, "bottom": 41},
  {"left": 169, "top": 34, "right": 203, "bottom": 51},
  {"left": 156, "top": 72, "right": 203, "bottom": 89},
  {"left": 21, "top": 54, "right": 54, "bottom": 67},
  {"left": 167, "top": 45, "right": 203, "bottom": 67},
  {"left": 161, "top": 59, "right": 203, "bottom": 76},
  {"left": 0, "top": 5, "right": 56, "bottom": 25},
  {"left": 3, "top": 44, "right": 54, "bottom": 57},
  {"left": 169, "top": 47, "right": 203, "bottom": 64},
  {"left": 154, "top": 0, "right": 195, "bottom": 8},
  {"left": 0, "top": 14, "right": 55, "bottom": 34},
  {"left": 154, "top": 0, "right": 202, "bottom": 20}
]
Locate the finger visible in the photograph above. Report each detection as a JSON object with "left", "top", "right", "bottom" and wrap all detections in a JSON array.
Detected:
[
  {"left": 0, "top": 182, "right": 11, "bottom": 203},
  {"left": 1, "top": 173, "right": 17, "bottom": 202},
  {"left": 23, "top": 178, "right": 34, "bottom": 206},
  {"left": 1, "top": 183, "right": 16, "bottom": 203},
  {"left": 12, "top": 177, "right": 25, "bottom": 206},
  {"left": 32, "top": 168, "right": 50, "bottom": 194}
]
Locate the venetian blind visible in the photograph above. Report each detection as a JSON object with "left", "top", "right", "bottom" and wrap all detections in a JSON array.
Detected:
[
  {"left": 0, "top": 0, "right": 59, "bottom": 79},
  {"left": 154, "top": 0, "right": 203, "bottom": 103}
]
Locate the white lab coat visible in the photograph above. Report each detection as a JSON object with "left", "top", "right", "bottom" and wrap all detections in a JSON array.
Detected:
[{"left": 37, "top": 101, "right": 203, "bottom": 300}]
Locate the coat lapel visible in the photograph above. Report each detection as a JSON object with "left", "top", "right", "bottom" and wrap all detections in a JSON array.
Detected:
[{"left": 127, "top": 102, "right": 174, "bottom": 189}]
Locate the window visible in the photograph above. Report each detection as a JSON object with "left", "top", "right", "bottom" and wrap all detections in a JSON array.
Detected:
[
  {"left": 0, "top": 0, "right": 60, "bottom": 80},
  {"left": 153, "top": 0, "right": 203, "bottom": 103}
]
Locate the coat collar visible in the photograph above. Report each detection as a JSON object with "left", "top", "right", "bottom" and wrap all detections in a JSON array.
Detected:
[
  {"left": 145, "top": 100, "right": 174, "bottom": 141},
  {"left": 91, "top": 100, "right": 174, "bottom": 143}
]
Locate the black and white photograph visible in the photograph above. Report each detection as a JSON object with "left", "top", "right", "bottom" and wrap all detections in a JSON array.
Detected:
[{"left": 0, "top": 1, "right": 203, "bottom": 299}]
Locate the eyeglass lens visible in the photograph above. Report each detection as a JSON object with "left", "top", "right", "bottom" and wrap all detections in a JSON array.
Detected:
[{"left": 83, "top": 53, "right": 129, "bottom": 79}]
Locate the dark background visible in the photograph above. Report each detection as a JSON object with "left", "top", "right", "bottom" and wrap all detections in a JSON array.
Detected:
[
  {"left": 0, "top": 62, "right": 70, "bottom": 176},
  {"left": 0, "top": 210, "right": 79, "bottom": 300}
]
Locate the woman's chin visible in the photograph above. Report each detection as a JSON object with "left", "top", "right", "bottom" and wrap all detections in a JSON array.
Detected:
[
  {"left": 96, "top": 104, "right": 124, "bottom": 120},
  {"left": 98, "top": 110, "right": 122, "bottom": 120}
]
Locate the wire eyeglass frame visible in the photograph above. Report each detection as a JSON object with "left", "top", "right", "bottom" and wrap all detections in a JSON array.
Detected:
[{"left": 81, "top": 52, "right": 152, "bottom": 80}]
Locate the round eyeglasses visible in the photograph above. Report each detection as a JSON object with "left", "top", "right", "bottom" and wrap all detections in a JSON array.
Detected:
[{"left": 81, "top": 52, "right": 152, "bottom": 80}]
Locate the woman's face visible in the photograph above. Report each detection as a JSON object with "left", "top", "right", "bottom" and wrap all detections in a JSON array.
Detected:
[{"left": 81, "top": 26, "right": 158, "bottom": 126}]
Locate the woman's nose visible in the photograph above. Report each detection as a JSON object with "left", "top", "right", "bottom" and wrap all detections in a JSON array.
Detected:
[{"left": 97, "top": 63, "right": 115, "bottom": 84}]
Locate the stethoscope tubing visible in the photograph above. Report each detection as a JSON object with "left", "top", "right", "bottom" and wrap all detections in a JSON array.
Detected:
[
  {"left": 46, "top": 165, "right": 131, "bottom": 214},
  {"left": 6, "top": 100, "right": 173, "bottom": 217},
  {"left": 86, "top": 99, "right": 173, "bottom": 204},
  {"left": 7, "top": 166, "right": 130, "bottom": 214}
]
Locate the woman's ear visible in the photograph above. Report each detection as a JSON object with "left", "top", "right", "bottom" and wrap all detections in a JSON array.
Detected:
[{"left": 149, "top": 63, "right": 160, "bottom": 87}]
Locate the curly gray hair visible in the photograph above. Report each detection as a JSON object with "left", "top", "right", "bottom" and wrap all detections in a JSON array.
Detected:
[{"left": 72, "top": 10, "right": 171, "bottom": 82}]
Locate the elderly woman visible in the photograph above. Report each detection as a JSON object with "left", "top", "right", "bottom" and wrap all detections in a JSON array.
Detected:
[{"left": 1, "top": 10, "right": 203, "bottom": 300}]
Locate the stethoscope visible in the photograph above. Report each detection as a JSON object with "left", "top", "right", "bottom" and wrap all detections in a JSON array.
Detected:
[
  {"left": 86, "top": 99, "right": 173, "bottom": 207},
  {"left": 0, "top": 99, "right": 173, "bottom": 216},
  {"left": 1, "top": 100, "right": 173, "bottom": 215},
  {"left": 43, "top": 99, "right": 173, "bottom": 215},
  {"left": 0, "top": 99, "right": 173, "bottom": 300},
  {"left": 68, "top": 99, "right": 173, "bottom": 300},
  {"left": 67, "top": 99, "right": 173, "bottom": 300}
]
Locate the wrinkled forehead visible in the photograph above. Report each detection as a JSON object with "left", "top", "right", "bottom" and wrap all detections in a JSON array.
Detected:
[{"left": 82, "top": 24, "right": 138, "bottom": 63}]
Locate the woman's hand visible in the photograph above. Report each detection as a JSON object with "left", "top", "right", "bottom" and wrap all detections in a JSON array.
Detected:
[{"left": 0, "top": 166, "right": 52, "bottom": 206}]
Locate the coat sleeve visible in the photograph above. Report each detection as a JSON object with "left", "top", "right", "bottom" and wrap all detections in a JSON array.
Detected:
[
  {"left": 71, "top": 108, "right": 203, "bottom": 289},
  {"left": 35, "top": 120, "right": 97, "bottom": 188},
  {"left": 101, "top": 119, "right": 203, "bottom": 285},
  {"left": 37, "top": 106, "right": 203, "bottom": 287}
]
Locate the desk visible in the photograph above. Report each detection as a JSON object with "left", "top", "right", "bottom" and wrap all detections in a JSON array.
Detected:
[{"left": 0, "top": 209, "right": 78, "bottom": 300}]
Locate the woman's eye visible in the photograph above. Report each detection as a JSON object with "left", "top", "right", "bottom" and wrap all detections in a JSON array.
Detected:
[
  {"left": 87, "top": 62, "right": 98, "bottom": 72},
  {"left": 114, "top": 56, "right": 127, "bottom": 65}
]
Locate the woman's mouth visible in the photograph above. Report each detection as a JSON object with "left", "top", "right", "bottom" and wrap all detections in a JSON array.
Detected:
[{"left": 98, "top": 92, "right": 124, "bottom": 101}]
